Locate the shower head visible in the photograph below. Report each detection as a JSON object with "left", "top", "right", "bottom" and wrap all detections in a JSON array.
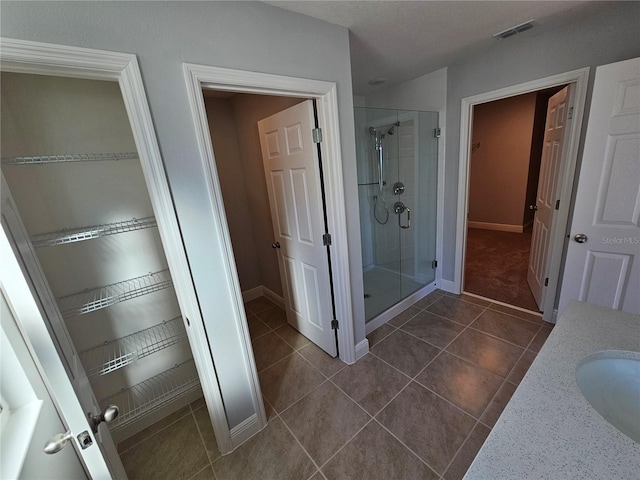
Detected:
[
  {"left": 369, "top": 127, "right": 376, "bottom": 136},
  {"left": 387, "top": 121, "right": 400, "bottom": 135}
]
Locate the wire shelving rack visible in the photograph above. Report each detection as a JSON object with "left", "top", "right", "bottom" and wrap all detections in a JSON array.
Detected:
[
  {"left": 1, "top": 152, "right": 139, "bottom": 165},
  {"left": 101, "top": 360, "right": 200, "bottom": 431},
  {"left": 58, "top": 269, "right": 173, "bottom": 318},
  {"left": 31, "top": 217, "right": 157, "bottom": 248},
  {"left": 80, "top": 317, "right": 186, "bottom": 377}
]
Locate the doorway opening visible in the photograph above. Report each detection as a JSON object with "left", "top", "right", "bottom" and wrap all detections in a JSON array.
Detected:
[
  {"left": 200, "top": 91, "right": 343, "bottom": 404},
  {"left": 454, "top": 67, "right": 590, "bottom": 323},
  {"left": 182, "top": 63, "right": 356, "bottom": 448},
  {"left": 464, "top": 85, "right": 566, "bottom": 312}
]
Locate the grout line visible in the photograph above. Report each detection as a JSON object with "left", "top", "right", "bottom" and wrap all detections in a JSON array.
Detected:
[
  {"left": 315, "top": 418, "right": 375, "bottom": 471},
  {"left": 186, "top": 464, "right": 215, "bottom": 480},
  {"left": 278, "top": 415, "right": 324, "bottom": 475},
  {"left": 191, "top": 407, "right": 216, "bottom": 466},
  {"left": 117, "top": 407, "right": 192, "bottom": 455},
  {"left": 371, "top": 417, "right": 442, "bottom": 478}
]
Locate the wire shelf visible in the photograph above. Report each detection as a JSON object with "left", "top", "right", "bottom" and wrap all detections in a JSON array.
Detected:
[
  {"left": 58, "top": 269, "right": 173, "bottom": 318},
  {"left": 101, "top": 360, "right": 200, "bottom": 431},
  {"left": 1, "top": 152, "right": 139, "bottom": 165},
  {"left": 31, "top": 217, "right": 157, "bottom": 248},
  {"left": 80, "top": 317, "right": 186, "bottom": 377}
]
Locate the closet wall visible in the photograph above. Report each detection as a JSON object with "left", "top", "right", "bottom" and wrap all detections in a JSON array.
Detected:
[
  {"left": 1, "top": 73, "right": 200, "bottom": 443},
  {"left": 204, "top": 93, "right": 304, "bottom": 297}
]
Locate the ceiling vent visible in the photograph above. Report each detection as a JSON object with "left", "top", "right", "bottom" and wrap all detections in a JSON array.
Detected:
[{"left": 493, "top": 20, "right": 534, "bottom": 40}]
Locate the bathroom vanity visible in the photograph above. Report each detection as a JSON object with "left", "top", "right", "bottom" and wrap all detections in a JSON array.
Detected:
[{"left": 464, "top": 301, "right": 640, "bottom": 479}]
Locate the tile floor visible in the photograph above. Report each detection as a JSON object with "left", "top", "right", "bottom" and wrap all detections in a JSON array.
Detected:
[{"left": 120, "top": 290, "right": 553, "bottom": 480}]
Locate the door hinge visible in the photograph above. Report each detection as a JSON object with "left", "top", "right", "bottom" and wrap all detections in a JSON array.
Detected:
[
  {"left": 322, "top": 233, "right": 332, "bottom": 246},
  {"left": 331, "top": 319, "right": 339, "bottom": 330},
  {"left": 432, "top": 260, "right": 438, "bottom": 269},
  {"left": 568, "top": 107, "right": 574, "bottom": 120},
  {"left": 544, "top": 277, "right": 549, "bottom": 287},
  {"left": 555, "top": 199, "right": 560, "bottom": 210},
  {"left": 434, "top": 127, "right": 441, "bottom": 138},
  {"left": 312, "top": 127, "right": 323, "bottom": 144}
]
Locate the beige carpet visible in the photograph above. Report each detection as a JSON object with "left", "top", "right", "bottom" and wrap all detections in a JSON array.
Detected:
[{"left": 464, "top": 228, "right": 540, "bottom": 312}]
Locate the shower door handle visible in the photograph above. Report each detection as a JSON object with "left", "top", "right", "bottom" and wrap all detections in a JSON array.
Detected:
[{"left": 394, "top": 202, "right": 411, "bottom": 229}]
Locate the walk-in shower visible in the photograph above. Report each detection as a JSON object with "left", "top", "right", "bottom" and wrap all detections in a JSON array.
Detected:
[{"left": 355, "top": 107, "right": 439, "bottom": 322}]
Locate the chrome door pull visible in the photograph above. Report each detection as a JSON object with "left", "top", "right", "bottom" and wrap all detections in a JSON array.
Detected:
[
  {"left": 394, "top": 202, "right": 411, "bottom": 229},
  {"left": 574, "top": 234, "right": 588, "bottom": 243},
  {"left": 272, "top": 242, "right": 281, "bottom": 249}
]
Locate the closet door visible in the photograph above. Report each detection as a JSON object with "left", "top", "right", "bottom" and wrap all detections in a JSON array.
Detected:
[{"left": 1, "top": 72, "right": 201, "bottom": 463}]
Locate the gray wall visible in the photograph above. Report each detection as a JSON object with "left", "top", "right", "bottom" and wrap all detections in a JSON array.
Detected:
[
  {"left": 0, "top": 1, "right": 360, "bottom": 429},
  {"left": 443, "top": 2, "right": 640, "bottom": 282}
]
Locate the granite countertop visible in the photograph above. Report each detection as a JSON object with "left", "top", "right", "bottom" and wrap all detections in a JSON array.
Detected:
[{"left": 464, "top": 301, "right": 640, "bottom": 480}]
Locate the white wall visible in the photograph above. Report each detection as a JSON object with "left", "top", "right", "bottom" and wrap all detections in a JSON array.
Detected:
[
  {"left": 443, "top": 2, "right": 640, "bottom": 283},
  {"left": 0, "top": 1, "right": 360, "bottom": 429},
  {"left": 364, "top": 67, "right": 447, "bottom": 113}
]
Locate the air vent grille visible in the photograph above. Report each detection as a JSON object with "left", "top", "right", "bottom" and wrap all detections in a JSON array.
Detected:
[{"left": 494, "top": 20, "right": 534, "bottom": 40}]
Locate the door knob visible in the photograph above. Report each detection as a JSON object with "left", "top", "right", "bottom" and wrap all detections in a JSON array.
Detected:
[
  {"left": 574, "top": 234, "right": 588, "bottom": 243},
  {"left": 272, "top": 242, "right": 281, "bottom": 249},
  {"left": 89, "top": 404, "right": 119, "bottom": 433},
  {"left": 529, "top": 204, "right": 538, "bottom": 211},
  {"left": 44, "top": 431, "right": 74, "bottom": 454}
]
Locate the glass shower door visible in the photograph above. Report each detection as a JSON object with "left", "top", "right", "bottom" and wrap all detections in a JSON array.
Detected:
[
  {"left": 355, "top": 107, "right": 439, "bottom": 322},
  {"left": 399, "top": 111, "right": 439, "bottom": 298}
]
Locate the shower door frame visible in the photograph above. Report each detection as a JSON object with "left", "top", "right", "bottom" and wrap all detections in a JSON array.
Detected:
[{"left": 363, "top": 108, "right": 441, "bottom": 332}]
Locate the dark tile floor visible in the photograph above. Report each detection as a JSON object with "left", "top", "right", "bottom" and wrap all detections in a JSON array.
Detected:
[{"left": 120, "top": 290, "right": 553, "bottom": 480}]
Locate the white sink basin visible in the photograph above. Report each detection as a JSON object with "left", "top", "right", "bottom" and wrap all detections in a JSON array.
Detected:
[{"left": 576, "top": 351, "right": 640, "bottom": 443}]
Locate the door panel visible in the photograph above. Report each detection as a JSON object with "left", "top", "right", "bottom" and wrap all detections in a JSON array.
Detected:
[
  {"left": 527, "top": 86, "right": 570, "bottom": 309},
  {"left": 559, "top": 58, "right": 640, "bottom": 315},
  {"left": 258, "top": 100, "right": 336, "bottom": 356}
]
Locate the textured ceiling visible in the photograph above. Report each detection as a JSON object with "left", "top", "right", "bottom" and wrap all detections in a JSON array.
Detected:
[{"left": 264, "top": 1, "right": 606, "bottom": 96}]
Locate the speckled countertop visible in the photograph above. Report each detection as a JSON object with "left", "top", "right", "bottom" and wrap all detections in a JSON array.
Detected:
[{"left": 464, "top": 301, "right": 640, "bottom": 480}]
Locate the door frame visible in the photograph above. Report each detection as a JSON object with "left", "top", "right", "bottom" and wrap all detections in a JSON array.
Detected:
[
  {"left": 0, "top": 37, "right": 232, "bottom": 454},
  {"left": 182, "top": 66, "right": 355, "bottom": 367},
  {"left": 453, "top": 67, "right": 590, "bottom": 322}
]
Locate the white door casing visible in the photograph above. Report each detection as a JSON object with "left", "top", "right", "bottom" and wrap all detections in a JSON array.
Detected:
[
  {"left": 455, "top": 67, "right": 590, "bottom": 322},
  {"left": 559, "top": 57, "right": 640, "bottom": 315},
  {"left": 527, "top": 86, "right": 571, "bottom": 310},
  {"left": 258, "top": 100, "right": 337, "bottom": 356}
]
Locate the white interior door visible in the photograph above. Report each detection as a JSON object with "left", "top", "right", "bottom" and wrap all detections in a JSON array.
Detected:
[
  {"left": 0, "top": 226, "right": 117, "bottom": 479},
  {"left": 527, "top": 86, "right": 571, "bottom": 310},
  {"left": 258, "top": 100, "right": 337, "bottom": 356},
  {"left": 1, "top": 181, "right": 127, "bottom": 478},
  {"left": 559, "top": 57, "right": 640, "bottom": 315}
]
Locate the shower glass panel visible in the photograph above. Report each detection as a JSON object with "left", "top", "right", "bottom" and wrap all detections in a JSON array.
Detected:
[{"left": 355, "top": 107, "right": 438, "bottom": 322}]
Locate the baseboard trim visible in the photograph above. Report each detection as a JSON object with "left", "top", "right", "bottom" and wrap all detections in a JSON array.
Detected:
[
  {"left": 241, "top": 286, "right": 284, "bottom": 308},
  {"left": 241, "top": 286, "right": 263, "bottom": 303},
  {"left": 230, "top": 413, "right": 263, "bottom": 450},
  {"left": 467, "top": 221, "right": 524, "bottom": 233},
  {"left": 439, "top": 279, "right": 456, "bottom": 294},
  {"left": 262, "top": 287, "right": 284, "bottom": 308},
  {"left": 354, "top": 338, "right": 369, "bottom": 362}
]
